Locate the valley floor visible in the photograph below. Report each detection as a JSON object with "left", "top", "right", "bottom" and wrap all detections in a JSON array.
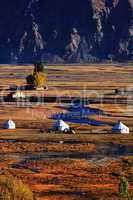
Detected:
[{"left": 0, "top": 64, "right": 132, "bottom": 199}]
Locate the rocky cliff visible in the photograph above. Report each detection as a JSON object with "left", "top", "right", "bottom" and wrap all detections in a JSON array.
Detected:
[{"left": 0, "top": 0, "right": 133, "bottom": 63}]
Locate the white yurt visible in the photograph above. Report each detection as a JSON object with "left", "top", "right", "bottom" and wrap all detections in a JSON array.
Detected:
[
  {"left": 54, "top": 120, "right": 70, "bottom": 132},
  {"left": 12, "top": 91, "right": 25, "bottom": 99},
  {"left": 4, "top": 120, "right": 16, "bottom": 130},
  {"left": 112, "top": 121, "right": 129, "bottom": 134}
]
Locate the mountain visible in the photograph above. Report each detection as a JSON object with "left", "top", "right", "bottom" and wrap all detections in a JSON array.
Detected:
[{"left": 0, "top": 0, "right": 133, "bottom": 63}]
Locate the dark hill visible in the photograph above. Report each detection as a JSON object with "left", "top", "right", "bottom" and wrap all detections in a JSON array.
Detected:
[{"left": 0, "top": 0, "right": 133, "bottom": 63}]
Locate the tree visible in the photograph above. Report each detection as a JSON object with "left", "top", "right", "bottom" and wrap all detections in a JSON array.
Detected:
[
  {"left": 119, "top": 176, "right": 129, "bottom": 199},
  {"left": 26, "top": 63, "right": 47, "bottom": 89}
]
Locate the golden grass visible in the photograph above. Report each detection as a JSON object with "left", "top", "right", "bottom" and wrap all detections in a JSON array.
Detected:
[{"left": 0, "top": 175, "right": 35, "bottom": 200}]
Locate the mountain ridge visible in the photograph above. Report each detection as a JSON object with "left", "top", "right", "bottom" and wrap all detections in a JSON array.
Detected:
[{"left": 0, "top": 0, "right": 133, "bottom": 63}]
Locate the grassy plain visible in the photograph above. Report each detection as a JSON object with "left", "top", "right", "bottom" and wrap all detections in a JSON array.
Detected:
[{"left": 0, "top": 64, "right": 132, "bottom": 199}]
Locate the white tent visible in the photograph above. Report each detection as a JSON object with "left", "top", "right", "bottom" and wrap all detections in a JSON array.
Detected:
[
  {"left": 12, "top": 91, "right": 25, "bottom": 99},
  {"left": 4, "top": 120, "right": 16, "bottom": 130},
  {"left": 54, "top": 120, "right": 70, "bottom": 132},
  {"left": 112, "top": 121, "right": 129, "bottom": 134}
]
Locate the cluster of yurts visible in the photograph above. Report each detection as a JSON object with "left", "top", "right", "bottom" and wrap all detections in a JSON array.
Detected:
[
  {"left": 5, "top": 63, "right": 130, "bottom": 134},
  {"left": 3, "top": 119, "right": 130, "bottom": 134}
]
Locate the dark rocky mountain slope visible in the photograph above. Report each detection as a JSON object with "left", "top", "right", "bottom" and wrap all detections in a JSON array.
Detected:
[{"left": 0, "top": 0, "right": 133, "bottom": 63}]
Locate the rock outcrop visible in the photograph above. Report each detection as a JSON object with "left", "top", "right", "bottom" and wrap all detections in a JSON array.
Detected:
[{"left": 0, "top": 0, "right": 132, "bottom": 63}]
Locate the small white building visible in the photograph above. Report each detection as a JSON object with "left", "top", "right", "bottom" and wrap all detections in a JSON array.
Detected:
[
  {"left": 112, "top": 121, "right": 129, "bottom": 134},
  {"left": 4, "top": 120, "right": 16, "bottom": 130},
  {"left": 12, "top": 91, "right": 25, "bottom": 99},
  {"left": 53, "top": 120, "right": 70, "bottom": 132}
]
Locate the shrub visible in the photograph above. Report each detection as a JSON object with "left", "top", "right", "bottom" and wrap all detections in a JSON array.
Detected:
[
  {"left": 0, "top": 175, "right": 35, "bottom": 200},
  {"left": 119, "top": 176, "right": 129, "bottom": 199}
]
